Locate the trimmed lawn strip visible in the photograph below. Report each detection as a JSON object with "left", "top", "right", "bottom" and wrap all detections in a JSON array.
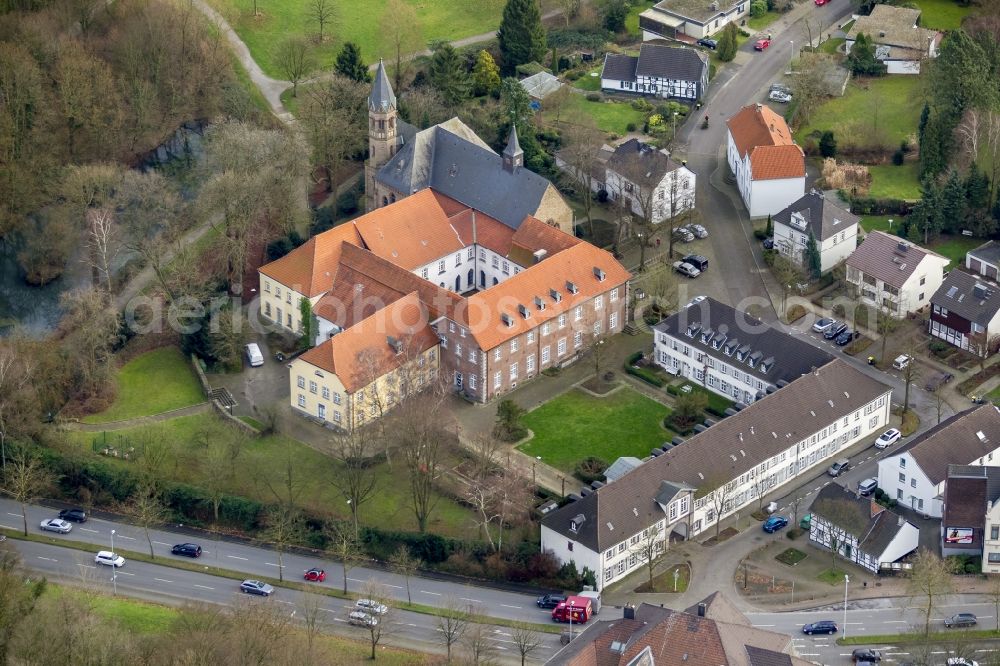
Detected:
[
  {"left": 564, "top": 94, "right": 647, "bottom": 135},
  {"left": 1, "top": 528, "right": 560, "bottom": 635},
  {"left": 912, "top": 0, "right": 972, "bottom": 30},
  {"left": 775, "top": 548, "right": 807, "bottom": 566},
  {"left": 930, "top": 235, "right": 982, "bottom": 270},
  {"left": 83, "top": 347, "right": 205, "bottom": 423},
  {"left": 747, "top": 10, "right": 782, "bottom": 32},
  {"left": 239, "top": 416, "right": 265, "bottom": 430},
  {"left": 674, "top": 381, "right": 735, "bottom": 415},
  {"left": 626, "top": 0, "right": 657, "bottom": 36},
  {"left": 819, "top": 37, "right": 845, "bottom": 55},
  {"left": 860, "top": 215, "right": 904, "bottom": 235},
  {"left": 867, "top": 163, "right": 922, "bottom": 200},
  {"left": 519, "top": 387, "right": 671, "bottom": 472},
  {"left": 634, "top": 563, "right": 690, "bottom": 593},
  {"left": 816, "top": 567, "right": 848, "bottom": 585},
  {"left": 838, "top": 628, "right": 1000, "bottom": 646}
]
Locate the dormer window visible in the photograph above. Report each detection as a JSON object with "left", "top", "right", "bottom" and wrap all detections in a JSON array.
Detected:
[
  {"left": 534, "top": 296, "right": 546, "bottom": 310},
  {"left": 517, "top": 304, "right": 530, "bottom": 319},
  {"left": 501, "top": 313, "right": 513, "bottom": 327},
  {"left": 550, "top": 288, "right": 562, "bottom": 303},
  {"left": 686, "top": 323, "right": 701, "bottom": 338},
  {"left": 566, "top": 281, "right": 578, "bottom": 294},
  {"left": 712, "top": 334, "right": 726, "bottom": 349},
  {"left": 593, "top": 267, "right": 606, "bottom": 282},
  {"left": 700, "top": 328, "right": 714, "bottom": 344}
]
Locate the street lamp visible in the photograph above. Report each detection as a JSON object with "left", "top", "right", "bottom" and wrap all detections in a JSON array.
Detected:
[
  {"left": 672, "top": 111, "right": 678, "bottom": 143},
  {"left": 842, "top": 574, "right": 849, "bottom": 639},
  {"left": 888, "top": 218, "right": 893, "bottom": 231},
  {"left": 789, "top": 40, "right": 794, "bottom": 72},
  {"left": 110, "top": 529, "right": 117, "bottom": 596}
]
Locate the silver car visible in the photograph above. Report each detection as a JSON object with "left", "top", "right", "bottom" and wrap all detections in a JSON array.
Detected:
[
  {"left": 673, "top": 261, "right": 701, "bottom": 278},
  {"left": 39, "top": 518, "right": 72, "bottom": 534},
  {"left": 768, "top": 90, "right": 792, "bottom": 103},
  {"left": 690, "top": 224, "right": 709, "bottom": 238}
]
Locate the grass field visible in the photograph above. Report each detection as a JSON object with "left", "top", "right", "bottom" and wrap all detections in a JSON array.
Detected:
[
  {"left": 747, "top": 10, "right": 782, "bottom": 32},
  {"left": 859, "top": 215, "right": 904, "bottom": 235},
  {"left": 818, "top": 37, "right": 845, "bottom": 55},
  {"left": 564, "top": 94, "right": 647, "bottom": 135},
  {"left": 796, "top": 76, "right": 925, "bottom": 150},
  {"left": 83, "top": 347, "right": 204, "bottom": 424},
  {"left": 572, "top": 68, "right": 603, "bottom": 91},
  {"left": 930, "top": 235, "right": 981, "bottom": 270},
  {"left": 207, "top": 0, "right": 502, "bottom": 78},
  {"left": 75, "top": 412, "right": 476, "bottom": 538},
  {"left": 626, "top": 0, "right": 657, "bottom": 37},
  {"left": 518, "top": 387, "right": 671, "bottom": 472},
  {"left": 912, "top": 0, "right": 972, "bottom": 30},
  {"left": 867, "top": 163, "right": 922, "bottom": 200}
]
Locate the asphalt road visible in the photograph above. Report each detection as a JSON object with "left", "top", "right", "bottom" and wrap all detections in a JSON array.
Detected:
[
  {"left": 0, "top": 497, "right": 558, "bottom": 626},
  {"left": 3, "top": 538, "right": 562, "bottom": 664}
]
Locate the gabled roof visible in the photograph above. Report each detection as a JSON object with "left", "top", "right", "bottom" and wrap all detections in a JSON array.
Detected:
[
  {"left": 649, "top": 0, "right": 743, "bottom": 23},
  {"left": 772, "top": 191, "right": 860, "bottom": 241},
  {"left": 727, "top": 103, "right": 796, "bottom": 156},
  {"left": 542, "top": 359, "right": 891, "bottom": 551},
  {"left": 968, "top": 240, "right": 1000, "bottom": 268},
  {"left": 635, "top": 43, "right": 707, "bottom": 81},
  {"left": 654, "top": 297, "right": 835, "bottom": 388},
  {"left": 846, "top": 230, "right": 948, "bottom": 289},
  {"left": 893, "top": 404, "right": 1000, "bottom": 485},
  {"left": 605, "top": 139, "right": 686, "bottom": 190},
  {"left": 749, "top": 145, "right": 806, "bottom": 181},
  {"left": 931, "top": 270, "right": 1000, "bottom": 327},
  {"left": 846, "top": 5, "right": 938, "bottom": 51},
  {"left": 296, "top": 292, "right": 438, "bottom": 393},
  {"left": 352, "top": 189, "right": 465, "bottom": 270},
  {"left": 601, "top": 53, "right": 638, "bottom": 81},
  {"left": 376, "top": 119, "right": 561, "bottom": 230},
  {"left": 950, "top": 464, "right": 1000, "bottom": 507},
  {"left": 943, "top": 465, "right": 996, "bottom": 533},
  {"left": 258, "top": 223, "right": 364, "bottom": 297},
  {"left": 811, "top": 483, "right": 913, "bottom": 559}
]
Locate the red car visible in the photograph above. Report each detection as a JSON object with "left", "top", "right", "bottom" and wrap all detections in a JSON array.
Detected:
[
  {"left": 815, "top": 0, "right": 828, "bottom": 4},
  {"left": 754, "top": 38, "right": 771, "bottom": 50},
  {"left": 304, "top": 567, "right": 326, "bottom": 582}
]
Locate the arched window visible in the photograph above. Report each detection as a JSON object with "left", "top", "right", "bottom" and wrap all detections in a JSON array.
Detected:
[
  {"left": 389, "top": 194, "right": 396, "bottom": 203},
  {"left": 382, "top": 197, "right": 388, "bottom": 207}
]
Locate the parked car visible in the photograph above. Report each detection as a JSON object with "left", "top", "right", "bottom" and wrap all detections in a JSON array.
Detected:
[
  {"left": 925, "top": 372, "right": 955, "bottom": 391},
  {"left": 171, "top": 543, "right": 202, "bottom": 558},
  {"left": 304, "top": 567, "right": 326, "bottom": 582},
  {"left": 355, "top": 599, "right": 389, "bottom": 615},
  {"left": 947, "top": 659, "right": 978, "bottom": 666},
  {"left": 824, "top": 323, "right": 848, "bottom": 340},
  {"left": 697, "top": 38, "right": 717, "bottom": 49},
  {"left": 799, "top": 513, "right": 811, "bottom": 530},
  {"left": 95, "top": 551, "right": 125, "bottom": 567},
  {"left": 874, "top": 428, "right": 902, "bottom": 449},
  {"left": 240, "top": 580, "right": 274, "bottom": 596},
  {"left": 245, "top": 343, "right": 264, "bottom": 367},
  {"left": 686, "top": 296, "right": 707, "bottom": 308},
  {"left": 769, "top": 83, "right": 792, "bottom": 95},
  {"left": 762, "top": 237, "right": 774, "bottom": 250},
  {"left": 762, "top": 515, "right": 788, "bottom": 533},
  {"left": 348, "top": 610, "right": 378, "bottom": 627},
  {"left": 537, "top": 594, "right": 567, "bottom": 609},
  {"left": 944, "top": 612, "right": 977, "bottom": 628},
  {"left": 815, "top": 0, "right": 829, "bottom": 4},
  {"left": 892, "top": 354, "right": 912, "bottom": 370},
  {"left": 754, "top": 38, "right": 771, "bottom": 50},
  {"left": 858, "top": 478, "right": 878, "bottom": 496},
  {"left": 768, "top": 90, "right": 792, "bottom": 103},
  {"left": 802, "top": 620, "right": 837, "bottom": 634},
  {"left": 58, "top": 508, "right": 87, "bottom": 523},
  {"left": 40, "top": 518, "right": 72, "bottom": 534},
  {"left": 682, "top": 255, "right": 709, "bottom": 272},
  {"left": 812, "top": 317, "right": 836, "bottom": 333},
  {"left": 690, "top": 224, "right": 709, "bottom": 238},
  {"left": 672, "top": 227, "right": 695, "bottom": 243},
  {"left": 827, "top": 458, "right": 850, "bottom": 477},
  {"left": 852, "top": 648, "right": 882, "bottom": 662},
  {"left": 835, "top": 329, "right": 856, "bottom": 346},
  {"left": 673, "top": 261, "right": 701, "bottom": 278}
]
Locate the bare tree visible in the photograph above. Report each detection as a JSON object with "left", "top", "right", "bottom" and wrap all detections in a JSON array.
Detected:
[
  {"left": 875, "top": 301, "right": 900, "bottom": 363},
  {"left": 388, "top": 545, "right": 421, "bottom": 605},
  {"left": 117, "top": 170, "right": 185, "bottom": 302},
  {"left": 359, "top": 579, "right": 391, "bottom": 660},
  {"left": 276, "top": 37, "right": 315, "bottom": 98},
  {"left": 85, "top": 208, "right": 118, "bottom": 300},
  {"left": 696, "top": 473, "right": 735, "bottom": 540},
  {"left": 306, "top": 0, "right": 336, "bottom": 42},
  {"left": 326, "top": 523, "right": 364, "bottom": 594},
  {"left": 298, "top": 75, "right": 369, "bottom": 192},
  {"left": 901, "top": 345, "right": 921, "bottom": 417},
  {"left": 124, "top": 481, "right": 167, "bottom": 559},
  {"left": 436, "top": 597, "right": 470, "bottom": 663},
  {"left": 464, "top": 618, "right": 498, "bottom": 665},
  {"left": 907, "top": 548, "right": 955, "bottom": 636},
  {"left": 378, "top": 0, "right": 423, "bottom": 92},
  {"left": 630, "top": 523, "right": 666, "bottom": 589},
  {"left": 466, "top": 468, "right": 533, "bottom": 552},
  {"left": 970, "top": 329, "right": 1000, "bottom": 373},
  {"left": 0, "top": 550, "right": 46, "bottom": 666},
  {"left": 264, "top": 506, "right": 302, "bottom": 582},
  {"left": 0, "top": 342, "right": 36, "bottom": 473},
  {"left": 607, "top": 155, "right": 659, "bottom": 270},
  {"left": 560, "top": 115, "right": 604, "bottom": 238},
  {"left": 396, "top": 391, "right": 449, "bottom": 533},
  {"left": 771, "top": 254, "right": 804, "bottom": 315},
  {"left": 1, "top": 452, "right": 51, "bottom": 536},
  {"left": 295, "top": 590, "right": 327, "bottom": 666},
  {"left": 470, "top": 433, "right": 503, "bottom": 481},
  {"left": 329, "top": 425, "right": 379, "bottom": 537},
  {"left": 510, "top": 621, "right": 543, "bottom": 666}
]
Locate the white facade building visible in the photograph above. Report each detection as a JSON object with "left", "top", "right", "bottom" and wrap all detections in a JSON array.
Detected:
[
  {"left": 604, "top": 139, "right": 696, "bottom": 225},
  {"left": 846, "top": 231, "right": 949, "bottom": 318},
  {"left": 844, "top": 5, "right": 941, "bottom": 75},
  {"left": 726, "top": 104, "right": 806, "bottom": 218},
  {"left": 772, "top": 191, "right": 859, "bottom": 274},
  {"left": 638, "top": 0, "right": 748, "bottom": 41}
]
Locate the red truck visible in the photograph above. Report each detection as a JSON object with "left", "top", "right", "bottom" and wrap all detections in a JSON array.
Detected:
[{"left": 551, "top": 596, "right": 593, "bottom": 624}]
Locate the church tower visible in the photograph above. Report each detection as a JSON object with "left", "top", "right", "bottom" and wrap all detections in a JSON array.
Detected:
[
  {"left": 366, "top": 59, "right": 398, "bottom": 212},
  {"left": 502, "top": 124, "right": 523, "bottom": 173}
]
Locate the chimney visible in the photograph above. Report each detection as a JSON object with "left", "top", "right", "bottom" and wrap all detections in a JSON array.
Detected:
[
  {"left": 870, "top": 500, "right": 885, "bottom": 519},
  {"left": 624, "top": 604, "right": 636, "bottom": 620},
  {"left": 898, "top": 515, "right": 905, "bottom": 527},
  {"left": 697, "top": 603, "right": 706, "bottom": 617}
]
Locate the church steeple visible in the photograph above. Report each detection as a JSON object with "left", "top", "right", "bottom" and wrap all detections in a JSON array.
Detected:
[
  {"left": 502, "top": 124, "right": 523, "bottom": 173},
  {"left": 369, "top": 59, "right": 396, "bottom": 112}
]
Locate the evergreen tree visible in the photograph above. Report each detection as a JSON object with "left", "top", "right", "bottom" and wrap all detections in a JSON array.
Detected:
[
  {"left": 819, "top": 131, "right": 837, "bottom": 158},
  {"left": 717, "top": 23, "right": 738, "bottom": 62},
  {"left": 917, "top": 102, "right": 930, "bottom": 144},
  {"left": 603, "top": 0, "right": 628, "bottom": 32},
  {"left": 335, "top": 42, "right": 370, "bottom": 82},
  {"left": 919, "top": 113, "right": 949, "bottom": 179},
  {"left": 471, "top": 50, "right": 501, "bottom": 96},
  {"left": 497, "top": 0, "right": 546, "bottom": 75},
  {"left": 845, "top": 33, "right": 886, "bottom": 76},
  {"left": 966, "top": 162, "right": 990, "bottom": 212},
  {"left": 805, "top": 232, "right": 821, "bottom": 278},
  {"left": 500, "top": 76, "right": 533, "bottom": 128},
  {"left": 940, "top": 168, "right": 968, "bottom": 234},
  {"left": 765, "top": 213, "right": 773, "bottom": 238},
  {"left": 910, "top": 180, "right": 944, "bottom": 244},
  {"left": 428, "top": 43, "right": 470, "bottom": 107}
]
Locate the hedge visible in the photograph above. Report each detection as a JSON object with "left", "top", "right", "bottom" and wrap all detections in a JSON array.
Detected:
[
  {"left": 626, "top": 365, "right": 665, "bottom": 387},
  {"left": 626, "top": 351, "right": 643, "bottom": 366},
  {"left": 843, "top": 193, "right": 915, "bottom": 215}
]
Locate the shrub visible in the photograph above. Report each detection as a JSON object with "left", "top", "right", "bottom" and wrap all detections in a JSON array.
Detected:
[
  {"left": 753, "top": 228, "right": 768, "bottom": 240},
  {"left": 750, "top": 0, "right": 767, "bottom": 17},
  {"left": 892, "top": 149, "right": 905, "bottom": 166},
  {"left": 626, "top": 351, "right": 643, "bottom": 366},
  {"left": 310, "top": 206, "right": 336, "bottom": 234},
  {"left": 627, "top": 365, "right": 665, "bottom": 387},
  {"left": 786, "top": 304, "right": 807, "bottom": 323},
  {"left": 337, "top": 189, "right": 359, "bottom": 216},
  {"left": 585, "top": 92, "right": 601, "bottom": 102},
  {"left": 564, "top": 69, "right": 582, "bottom": 81},
  {"left": 626, "top": 122, "right": 637, "bottom": 132},
  {"left": 574, "top": 456, "right": 609, "bottom": 483},
  {"left": 819, "top": 131, "right": 837, "bottom": 158},
  {"left": 630, "top": 99, "right": 653, "bottom": 113}
]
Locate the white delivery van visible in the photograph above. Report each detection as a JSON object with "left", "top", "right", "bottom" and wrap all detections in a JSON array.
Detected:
[
  {"left": 245, "top": 343, "right": 264, "bottom": 367},
  {"left": 892, "top": 354, "right": 912, "bottom": 370}
]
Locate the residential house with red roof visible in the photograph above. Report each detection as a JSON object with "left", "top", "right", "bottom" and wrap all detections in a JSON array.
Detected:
[{"left": 725, "top": 103, "right": 805, "bottom": 218}]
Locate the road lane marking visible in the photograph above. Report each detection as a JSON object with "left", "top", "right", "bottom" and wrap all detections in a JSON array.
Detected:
[
  {"left": 320, "top": 608, "right": 337, "bottom": 613},
  {"left": 384, "top": 584, "right": 403, "bottom": 589},
  {"left": 6, "top": 513, "right": 20, "bottom": 518},
  {"left": 115, "top": 535, "right": 135, "bottom": 540},
  {"left": 116, "top": 571, "right": 135, "bottom": 576},
  {"left": 152, "top": 541, "right": 171, "bottom": 546},
  {"left": 37, "top": 556, "right": 57, "bottom": 562},
  {"left": 276, "top": 600, "right": 294, "bottom": 605},
  {"left": 460, "top": 597, "right": 481, "bottom": 604},
  {"left": 332, "top": 618, "right": 346, "bottom": 623},
  {"left": 752, "top": 624, "right": 776, "bottom": 627},
  {"left": 227, "top": 555, "right": 249, "bottom": 561},
  {"left": 154, "top": 578, "right": 173, "bottom": 583},
  {"left": 420, "top": 591, "right": 441, "bottom": 596},
  {"left": 347, "top": 577, "right": 364, "bottom": 583},
  {"left": 193, "top": 584, "right": 214, "bottom": 590},
  {"left": 883, "top": 620, "right": 908, "bottom": 623},
  {"left": 501, "top": 604, "right": 523, "bottom": 609},
  {"left": 265, "top": 563, "right": 284, "bottom": 567},
  {"left": 79, "top": 565, "right": 96, "bottom": 570},
  {"left": 81, "top": 528, "right": 99, "bottom": 533}
]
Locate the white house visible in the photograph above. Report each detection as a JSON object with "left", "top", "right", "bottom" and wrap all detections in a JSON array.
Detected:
[
  {"left": 726, "top": 104, "right": 806, "bottom": 218},
  {"left": 877, "top": 404, "right": 1000, "bottom": 518},
  {"left": 846, "top": 231, "right": 949, "bottom": 318},
  {"left": 604, "top": 139, "right": 696, "bottom": 224},
  {"left": 929, "top": 270, "right": 1000, "bottom": 356},
  {"left": 653, "top": 297, "right": 835, "bottom": 406},
  {"left": 541, "top": 359, "right": 892, "bottom": 590},
  {"left": 845, "top": 5, "right": 941, "bottom": 75},
  {"left": 967, "top": 241, "right": 1000, "bottom": 282},
  {"left": 772, "top": 191, "right": 859, "bottom": 274},
  {"left": 600, "top": 43, "right": 708, "bottom": 101},
  {"left": 638, "top": 0, "right": 749, "bottom": 41},
  {"left": 809, "top": 483, "right": 919, "bottom": 574}
]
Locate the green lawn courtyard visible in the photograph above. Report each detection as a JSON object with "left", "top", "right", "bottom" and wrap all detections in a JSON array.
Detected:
[
  {"left": 207, "top": 0, "right": 503, "bottom": 78},
  {"left": 564, "top": 94, "right": 647, "bottom": 135},
  {"left": 912, "top": 0, "right": 972, "bottom": 30},
  {"left": 867, "top": 163, "right": 922, "bottom": 200},
  {"left": 518, "top": 386, "right": 671, "bottom": 473},
  {"left": 82, "top": 347, "right": 204, "bottom": 424}
]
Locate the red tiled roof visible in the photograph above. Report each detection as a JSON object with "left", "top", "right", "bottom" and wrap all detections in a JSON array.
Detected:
[
  {"left": 749, "top": 144, "right": 806, "bottom": 180},
  {"left": 259, "top": 223, "right": 363, "bottom": 297},
  {"left": 727, "top": 103, "right": 795, "bottom": 156},
  {"left": 511, "top": 215, "right": 581, "bottom": 256},
  {"left": 353, "top": 189, "right": 465, "bottom": 270}
]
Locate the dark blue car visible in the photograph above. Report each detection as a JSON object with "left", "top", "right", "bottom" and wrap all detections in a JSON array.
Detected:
[{"left": 762, "top": 515, "right": 788, "bottom": 533}]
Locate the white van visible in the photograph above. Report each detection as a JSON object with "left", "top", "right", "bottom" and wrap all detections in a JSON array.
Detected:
[
  {"left": 245, "top": 343, "right": 264, "bottom": 367},
  {"left": 892, "top": 354, "right": 912, "bottom": 370}
]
